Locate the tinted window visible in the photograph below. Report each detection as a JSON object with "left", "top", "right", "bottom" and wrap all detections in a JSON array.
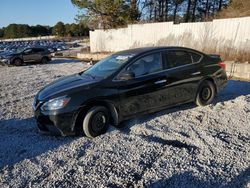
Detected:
[
  {"left": 33, "top": 48, "right": 44, "bottom": 53},
  {"left": 164, "top": 51, "right": 192, "bottom": 69},
  {"left": 127, "top": 53, "right": 163, "bottom": 77},
  {"left": 190, "top": 52, "right": 202, "bottom": 63},
  {"left": 23, "top": 48, "right": 32, "bottom": 54}
]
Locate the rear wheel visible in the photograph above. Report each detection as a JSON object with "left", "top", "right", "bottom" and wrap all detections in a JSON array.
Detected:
[
  {"left": 83, "top": 106, "right": 110, "bottom": 138},
  {"left": 196, "top": 80, "right": 216, "bottom": 106},
  {"left": 13, "top": 58, "right": 23, "bottom": 66}
]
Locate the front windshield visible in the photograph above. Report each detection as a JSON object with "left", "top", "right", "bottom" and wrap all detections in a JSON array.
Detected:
[
  {"left": 82, "top": 54, "right": 135, "bottom": 78},
  {"left": 13, "top": 47, "right": 25, "bottom": 53}
]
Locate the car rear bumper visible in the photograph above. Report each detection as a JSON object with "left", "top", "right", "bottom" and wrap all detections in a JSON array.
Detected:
[{"left": 215, "top": 70, "right": 228, "bottom": 92}]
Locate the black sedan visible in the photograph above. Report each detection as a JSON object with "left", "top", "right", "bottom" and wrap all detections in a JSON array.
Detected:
[{"left": 33, "top": 47, "right": 227, "bottom": 138}]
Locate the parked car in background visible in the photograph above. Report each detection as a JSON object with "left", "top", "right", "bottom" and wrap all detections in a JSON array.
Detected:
[
  {"left": 33, "top": 47, "right": 227, "bottom": 138},
  {"left": 0, "top": 47, "right": 51, "bottom": 66},
  {"left": 0, "top": 39, "right": 76, "bottom": 54}
]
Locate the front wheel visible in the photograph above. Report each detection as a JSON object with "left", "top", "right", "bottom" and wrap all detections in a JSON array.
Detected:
[
  {"left": 13, "top": 58, "right": 23, "bottom": 66},
  {"left": 83, "top": 106, "right": 110, "bottom": 138},
  {"left": 195, "top": 80, "right": 216, "bottom": 106}
]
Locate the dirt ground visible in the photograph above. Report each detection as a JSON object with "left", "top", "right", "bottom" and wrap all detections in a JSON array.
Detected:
[{"left": 0, "top": 58, "right": 249, "bottom": 188}]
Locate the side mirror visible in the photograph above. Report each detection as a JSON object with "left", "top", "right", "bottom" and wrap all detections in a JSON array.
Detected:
[{"left": 118, "top": 71, "right": 135, "bottom": 81}]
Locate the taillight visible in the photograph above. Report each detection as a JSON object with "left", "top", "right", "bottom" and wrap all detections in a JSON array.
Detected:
[{"left": 218, "top": 61, "right": 226, "bottom": 69}]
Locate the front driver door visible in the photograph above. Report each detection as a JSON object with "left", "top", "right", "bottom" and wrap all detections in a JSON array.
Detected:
[{"left": 115, "top": 52, "right": 169, "bottom": 119}]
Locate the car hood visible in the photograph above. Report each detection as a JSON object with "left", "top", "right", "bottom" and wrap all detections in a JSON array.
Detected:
[{"left": 37, "top": 73, "right": 99, "bottom": 100}]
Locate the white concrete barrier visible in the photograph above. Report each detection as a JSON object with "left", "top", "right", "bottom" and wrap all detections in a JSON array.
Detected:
[
  {"left": 77, "top": 53, "right": 110, "bottom": 61},
  {"left": 90, "top": 17, "right": 250, "bottom": 60},
  {"left": 226, "top": 61, "right": 250, "bottom": 79}
]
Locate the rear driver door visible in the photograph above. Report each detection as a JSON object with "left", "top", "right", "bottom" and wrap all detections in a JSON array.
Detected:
[
  {"left": 161, "top": 50, "right": 203, "bottom": 104},
  {"left": 32, "top": 48, "right": 44, "bottom": 61}
]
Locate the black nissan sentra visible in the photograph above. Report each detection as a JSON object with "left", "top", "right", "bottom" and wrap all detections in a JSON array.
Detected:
[{"left": 33, "top": 47, "right": 227, "bottom": 138}]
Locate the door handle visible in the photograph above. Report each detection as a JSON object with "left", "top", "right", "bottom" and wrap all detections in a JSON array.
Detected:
[
  {"left": 154, "top": 79, "right": 167, "bottom": 85},
  {"left": 191, "top": 71, "right": 201, "bottom": 76}
]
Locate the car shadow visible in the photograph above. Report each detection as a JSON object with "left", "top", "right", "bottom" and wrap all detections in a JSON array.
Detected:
[
  {"left": 214, "top": 80, "right": 250, "bottom": 103},
  {"left": 0, "top": 117, "right": 77, "bottom": 169},
  {"left": 119, "top": 102, "right": 196, "bottom": 133},
  {"left": 148, "top": 166, "right": 250, "bottom": 188}
]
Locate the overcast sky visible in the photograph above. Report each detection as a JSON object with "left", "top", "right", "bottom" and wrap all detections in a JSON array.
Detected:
[{"left": 0, "top": 0, "right": 79, "bottom": 27}]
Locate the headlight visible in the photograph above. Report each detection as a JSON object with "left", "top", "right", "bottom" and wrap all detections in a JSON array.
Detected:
[
  {"left": 1, "top": 59, "right": 10, "bottom": 63},
  {"left": 41, "top": 96, "right": 71, "bottom": 111}
]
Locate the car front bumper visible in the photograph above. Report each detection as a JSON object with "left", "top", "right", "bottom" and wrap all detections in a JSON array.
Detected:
[
  {"left": 0, "top": 59, "right": 11, "bottom": 65},
  {"left": 34, "top": 108, "right": 78, "bottom": 136}
]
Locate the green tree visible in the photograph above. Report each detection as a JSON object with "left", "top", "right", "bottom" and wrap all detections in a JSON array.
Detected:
[
  {"left": 30, "top": 25, "right": 51, "bottom": 36},
  {"left": 71, "top": 0, "right": 132, "bottom": 29},
  {"left": 65, "top": 24, "right": 73, "bottom": 36},
  {"left": 173, "top": 0, "right": 184, "bottom": 23},
  {"left": 70, "top": 23, "right": 79, "bottom": 36},
  {"left": 184, "top": 0, "right": 192, "bottom": 22},
  {"left": 0, "top": 28, "right": 4, "bottom": 38},
  {"left": 79, "top": 21, "right": 90, "bottom": 36},
  {"left": 3, "top": 24, "right": 32, "bottom": 38},
  {"left": 127, "top": 0, "right": 141, "bottom": 23},
  {"left": 52, "top": 22, "right": 66, "bottom": 36},
  {"left": 217, "top": 0, "right": 250, "bottom": 18}
]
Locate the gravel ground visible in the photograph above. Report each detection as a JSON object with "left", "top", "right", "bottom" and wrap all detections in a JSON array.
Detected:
[{"left": 0, "top": 58, "right": 249, "bottom": 188}]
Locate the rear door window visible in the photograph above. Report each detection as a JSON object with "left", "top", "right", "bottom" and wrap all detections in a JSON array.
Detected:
[
  {"left": 23, "top": 48, "right": 32, "bottom": 54},
  {"left": 163, "top": 51, "right": 193, "bottom": 69},
  {"left": 190, "top": 52, "right": 202, "bottom": 63}
]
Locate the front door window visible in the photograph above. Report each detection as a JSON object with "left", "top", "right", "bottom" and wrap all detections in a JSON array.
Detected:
[{"left": 127, "top": 52, "right": 163, "bottom": 77}]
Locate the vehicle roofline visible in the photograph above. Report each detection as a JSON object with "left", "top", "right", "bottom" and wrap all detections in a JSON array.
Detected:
[{"left": 113, "top": 46, "right": 208, "bottom": 57}]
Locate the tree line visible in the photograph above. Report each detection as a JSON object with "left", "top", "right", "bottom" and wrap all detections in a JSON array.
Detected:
[
  {"left": 71, "top": 0, "right": 237, "bottom": 29},
  {"left": 0, "top": 22, "right": 89, "bottom": 39}
]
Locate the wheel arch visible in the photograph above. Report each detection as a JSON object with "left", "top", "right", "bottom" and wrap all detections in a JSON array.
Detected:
[
  {"left": 12, "top": 57, "right": 23, "bottom": 64},
  {"left": 198, "top": 76, "right": 217, "bottom": 94},
  {"left": 72, "top": 100, "right": 119, "bottom": 133}
]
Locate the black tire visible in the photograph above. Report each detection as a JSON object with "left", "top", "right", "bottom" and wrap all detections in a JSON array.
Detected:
[
  {"left": 13, "top": 58, "right": 23, "bottom": 66},
  {"left": 41, "top": 57, "right": 48, "bottom": 64},
  {"left": 196, "top": 80, "right": 216, "bottom": 106},
  {"left": 83, "top": 106, "right": 110, "bottom": 138}
]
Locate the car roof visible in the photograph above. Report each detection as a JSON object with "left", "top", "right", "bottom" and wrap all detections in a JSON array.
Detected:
[{"left": 114, "top": 46, "right": 205, "bottom": 56}]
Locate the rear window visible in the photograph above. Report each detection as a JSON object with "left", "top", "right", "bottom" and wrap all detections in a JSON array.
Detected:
[
  {"left": 190, "top": 52, "right": 202, "bottom": 63},
  {"left": 164, "top": 51, "right": 192, "bottom": 69}
]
